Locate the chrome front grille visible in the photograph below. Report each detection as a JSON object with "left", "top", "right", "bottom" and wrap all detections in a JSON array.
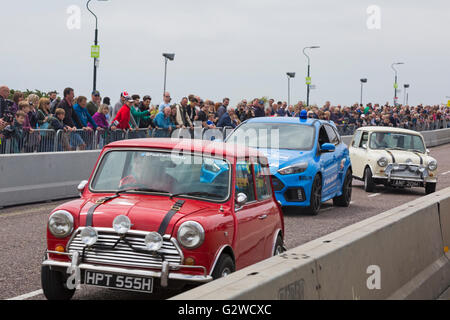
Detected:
[
  {"left": 67, "top": 228, "right": 183, "bottom": 269},
  {"left": 386, "top": 164, "right": 428, "bottom": 180}
]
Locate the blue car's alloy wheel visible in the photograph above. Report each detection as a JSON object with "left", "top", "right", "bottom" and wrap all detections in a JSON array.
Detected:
[
  {"left": 333, "top": 170, "right": 352, "bottom": 207},
  {"left": 306, "top": 175, "right": 322, "bottom": 216}
]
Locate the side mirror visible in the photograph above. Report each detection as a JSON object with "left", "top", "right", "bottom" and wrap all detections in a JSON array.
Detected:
[
  {"left": 77, "top": 180, "right": 88, "bottom": 195},
  {"left": 320, "top": 143, "right": 336, "bottom": 153},
  {"left": 362, "top": 144, "right": 367, "bottom": 150},
  {"left": 236, "top": 193, "right": 248, "bottom": 206},
  {"left": 426, "top": 149, "right": 430, "bottom": 154}
]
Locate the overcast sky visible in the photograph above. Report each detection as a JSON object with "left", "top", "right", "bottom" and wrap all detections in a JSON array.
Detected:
[{"left": 2, "top": 0, "right": 449, "bottom": 107}]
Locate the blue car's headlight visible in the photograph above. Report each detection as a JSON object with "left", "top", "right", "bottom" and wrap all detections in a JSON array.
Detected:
[{"left": 278, "top": 162, "right": 308, "bottom": 175}]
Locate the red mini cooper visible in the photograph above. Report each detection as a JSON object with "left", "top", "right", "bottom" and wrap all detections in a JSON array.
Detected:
[{"left": 41, "top": 139, "right": 285, "bottom": 300}]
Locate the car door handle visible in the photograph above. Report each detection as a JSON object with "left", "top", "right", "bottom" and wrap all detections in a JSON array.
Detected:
[{"left": 258, "top": 214, "right": 268, "bottom": 220}]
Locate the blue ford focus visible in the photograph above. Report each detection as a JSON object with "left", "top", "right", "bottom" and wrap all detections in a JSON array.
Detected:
[{"left": 226, "top": 114, "right": 352, "bottom": 215}]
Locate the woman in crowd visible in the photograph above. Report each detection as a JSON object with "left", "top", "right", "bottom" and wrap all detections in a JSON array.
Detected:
[{"left": 37, "top": 97, "right": 52, "bottom": 128}]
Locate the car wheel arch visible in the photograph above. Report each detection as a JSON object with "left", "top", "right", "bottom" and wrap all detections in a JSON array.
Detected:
[{"left": 209, "top": 245, "right": 235, "bottom": 276}]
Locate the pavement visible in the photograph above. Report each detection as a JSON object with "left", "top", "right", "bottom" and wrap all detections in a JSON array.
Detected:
[{"left": 2, "top": 143, "right": 450, "bottom": 300}]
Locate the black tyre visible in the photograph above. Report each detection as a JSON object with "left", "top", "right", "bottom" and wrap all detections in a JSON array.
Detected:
[
  {"left": 333, "top": 170, "right": 352, "bottom": 207},
  {"left": 364, "top": 167, "right": 376, "bottom": 192},
  {"left": 212, "top": 255, "right": 235, "bottom": 280},
  {"left": 305, "top": 175, "right": 322, "bottom": 216},
  {"left": 273, "top": 235, "right": 285, "bottom": 256},
  {"left": 425, "top": 183, "right": 436, "bottom": 195},
  {"left": 41, "top": 265, "right": 75, "bottom": 301}
]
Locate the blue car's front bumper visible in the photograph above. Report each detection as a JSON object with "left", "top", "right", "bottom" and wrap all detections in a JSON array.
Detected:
[{"left": 272, "top": 173, "right": 314, "bottom": 207}]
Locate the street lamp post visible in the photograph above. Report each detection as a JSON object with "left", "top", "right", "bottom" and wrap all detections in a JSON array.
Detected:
[
  {"left": 286, "top": 72, "right": 296, "bottom": 107},
  {"left": 302, "top": 46, "right": 320, "bottom": 107},
  {"left": 86, "top": 0, "right": 108, "bottom": 92},
  {"left": 360, "top": 78, "right": 367, "bottom": 106},
  {"left": 162, "top": 53, "right": 175, "bottom": 95},
  {"left": 391, "top": 62, "right": 405, "bottom": 106},
  {"left": 403, "top": 84, "right": 410, "bottom": 105}
]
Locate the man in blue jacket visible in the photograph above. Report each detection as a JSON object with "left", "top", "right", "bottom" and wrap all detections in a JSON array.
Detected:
[
  {"left": 154, "top": 106, "right": 175, "bottom": 137},
  {"left": 73, "top": 96, "right": 97, "bottom": 130},
  {"left": 217, "top": 108, "right": 237, "bottom": 128},
  {"left": 73, "top": 96, "right": 97, "bottom": 149}
]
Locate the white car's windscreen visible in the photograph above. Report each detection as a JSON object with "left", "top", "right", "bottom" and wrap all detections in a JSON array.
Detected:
[{"left": 369, "top": 132, "right": 425, "bottom": 153}]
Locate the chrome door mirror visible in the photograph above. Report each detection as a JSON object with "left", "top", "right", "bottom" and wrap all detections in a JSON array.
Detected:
[
  {"left": 236, "top": 193, "right": 248, "bottom": 206},
  {"left": 426, "top": 149, "right": 430, "bottom": 155},
  {"left": 77, "top": 180, "right": 88, "bottom": 195}
]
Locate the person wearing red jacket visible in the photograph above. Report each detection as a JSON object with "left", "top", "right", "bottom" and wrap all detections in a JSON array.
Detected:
[{"left": 111, "top": 92, "right": 134, "bottom": 130}]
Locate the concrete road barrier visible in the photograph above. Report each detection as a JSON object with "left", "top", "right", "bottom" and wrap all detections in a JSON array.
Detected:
[
  {"left": 0, "top": 151, "right": 100, "bottom": 207},
  {"left": 171, "top": 188, "right": 450, "bottom": 300}
]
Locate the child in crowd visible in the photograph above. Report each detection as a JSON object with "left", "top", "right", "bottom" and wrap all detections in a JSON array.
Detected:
[{"left": 1, "top": 110, "right": 26, "bottom": 153}]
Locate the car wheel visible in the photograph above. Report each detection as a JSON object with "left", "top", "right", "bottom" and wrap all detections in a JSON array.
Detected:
[
  {"left": 364, "top": 167, "right": 375, "bottom": 192},
  {"left": 41, "top": 265, "right": 75, "bottom": 300},
  {"left": 425, "top": 183, "right": 436, "bottom": 195},
  {"left": 305, "top": 175, "right": 322, "bottom": 216},
  {"left": 212, "top": 254, "right": 235, "bottom": 280},
  {"left": 333, "top": 170, "right": 352, "bottom": 207},
  {"left": 273, "top": 235, "right": 285, "bottom": 256}
]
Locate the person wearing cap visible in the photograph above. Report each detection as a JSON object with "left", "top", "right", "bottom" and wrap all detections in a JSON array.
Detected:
[
  {"left": 252, "top": 99, "right": 265, "bottom": 118},
  {"left": 110, "top": 92, "right": 134, "bottom": 130},
  {"left": 87, "top": 90, "right": 101, "bottom": 117}
]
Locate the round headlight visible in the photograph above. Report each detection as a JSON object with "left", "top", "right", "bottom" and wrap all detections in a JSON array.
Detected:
[
  {"left": 177, "top": 221, "right": 205, "bottom": 249},
  {"left": 144, "top": 232, "right": 163, "bottom": 251},
  {"left": 80, "top": 227, "right": 98, "bottom": 246},
  {"left": 113, "top": 215, "right": 132, "bottom": 235},
  {"left": 377, "top": 157, "right": 388, "bottom": 167},
  {"left": 48, "top": 210, "right": 74, "bottom": 238},
  {"left": 428, "top": 160, "right": 438, "bottom": 171}
]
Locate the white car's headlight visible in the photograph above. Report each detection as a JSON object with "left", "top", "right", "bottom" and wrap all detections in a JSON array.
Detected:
[
  {"left": 113, "top": 215, "right": 132, "bottom": 235},
  {"left": 144, "top": 232, "right": 164, "bottom": 251},
  {"left": 377, "top": 157, "right": 389, "bottom": 167},
  {"left": 428, "top": 160, "right": 438, "bottom": 171},
  {"left": 278, "top": 162, "right": 308, "bottom": 175},
  {"left": 177, "top": 221, "right": 205, "bottom": 249},
  {"left": 48, "top": 210, "right": 74, "bottom": 238},
  {"left": 80, "top": 227, "right": 98, "bottom": 246}
]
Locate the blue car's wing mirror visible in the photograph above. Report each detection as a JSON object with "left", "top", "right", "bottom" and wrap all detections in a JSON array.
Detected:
[{"left": 320, "top": 143, "right": 336, "bottom": 153}]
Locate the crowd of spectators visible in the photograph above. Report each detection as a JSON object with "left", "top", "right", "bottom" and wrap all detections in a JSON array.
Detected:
[{"left": 1, "top": 84, "right": 450, "bottom": 153}]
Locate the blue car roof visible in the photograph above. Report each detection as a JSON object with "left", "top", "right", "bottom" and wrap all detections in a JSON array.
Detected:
[{"left": 245, "top": 117, "right": 335, "bottom": 127}]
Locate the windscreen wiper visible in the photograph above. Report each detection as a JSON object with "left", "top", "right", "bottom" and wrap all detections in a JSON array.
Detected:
[
  {"left": 116, "top": 188, "right": 170, "bottom": 195},
  {"left": 170, "top": 191, "right": 222, "bottom": 200}
]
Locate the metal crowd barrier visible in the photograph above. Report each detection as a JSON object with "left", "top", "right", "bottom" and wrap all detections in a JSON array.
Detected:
[{"left": 4, "top": 119, "right": 449, "bottom": 155}]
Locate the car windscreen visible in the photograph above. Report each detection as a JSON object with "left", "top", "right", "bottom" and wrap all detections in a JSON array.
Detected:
[
  {"left": 90, "top": 150, "right": 231, "bottom": 201},
  {"left": 227, "top": 123, "right": 315, "bottom": 150},
  {"left": 369, "top": 132, "right": 425, "bottom": 153}
]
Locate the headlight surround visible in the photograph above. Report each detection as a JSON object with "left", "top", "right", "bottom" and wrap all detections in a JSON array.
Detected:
[
  {"left": 377, "top": 157, "right": 389, "bottom": 167},
  {"left": 277, "top": 162, "right": 308, "bottom": 175},
  {"left": 144, "top": 232, "right": 163, "bottom": 251},
  {"left": 428, "top": 160, "right": 438, "bottom": 171},
  {"left": 177, "top": 221, "right": 205, "bottom": 250},
  {"left": 80, "top": 227, "right": 98, "bottom": 246},
  {"left": 113, "top": 215, "right": 132, "bottom": 235},
  {"left": 48, "top": 210, "right": 74, "bottom": 238}
]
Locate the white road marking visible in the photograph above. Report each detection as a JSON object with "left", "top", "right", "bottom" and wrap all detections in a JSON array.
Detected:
[
  {"left": 6, "top": 289, "right": 43, "bottom": 300},
  {"left": 441, "top": 171, "right": 450, "bottom": 176},
  {"left": 368, "top": 193, "right": 381, "bottom": 198}
]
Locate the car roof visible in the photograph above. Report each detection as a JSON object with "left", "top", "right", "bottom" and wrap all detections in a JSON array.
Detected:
[
  {"left": 245, "top": 116, "right": 335, "bottom": 127},
  {"left": 105, "top": 138, "right": 265, "bottom": 159},
  {"left": 356, "top": 126, "right": 423, "bottom": 136}
]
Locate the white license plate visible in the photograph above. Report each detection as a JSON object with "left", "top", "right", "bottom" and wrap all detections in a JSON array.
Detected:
[{"left": 84, "top": 271, "right": 154, "bottom": 293}]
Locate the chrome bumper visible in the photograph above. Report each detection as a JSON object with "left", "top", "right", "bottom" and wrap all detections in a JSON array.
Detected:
[
  {"left": 372, "top": 175, "right": 437, "bottom": 184},
  {"left": 43, "top": 250, "right": 213, "bottom": 289}
]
